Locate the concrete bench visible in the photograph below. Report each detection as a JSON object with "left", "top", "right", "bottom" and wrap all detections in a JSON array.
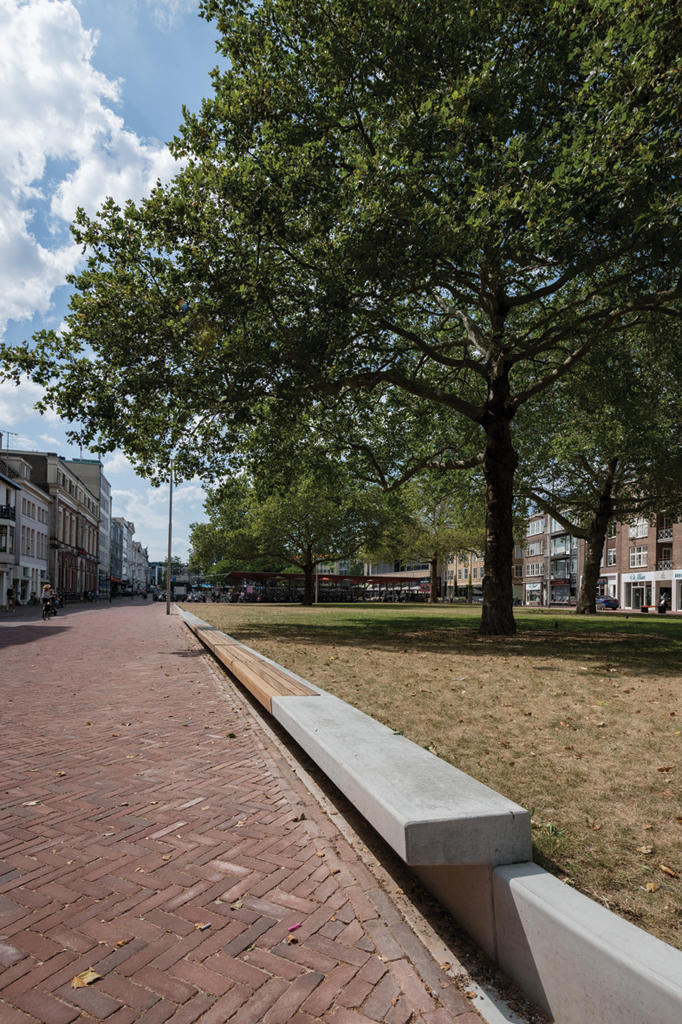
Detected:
[
  {"left": 178, "top": 607, "right": 531, "bottom": 868},
  {"left": 179, "top": 608, "right": 682, "bottom": 1024}
]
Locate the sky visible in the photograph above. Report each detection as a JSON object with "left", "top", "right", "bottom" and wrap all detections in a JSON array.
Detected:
[{"left": 0, "top": 0, "right": 227, "bottom": 560}]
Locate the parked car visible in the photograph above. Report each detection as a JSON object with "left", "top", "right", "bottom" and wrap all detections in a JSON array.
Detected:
[{"left": 596, "top": 595, "right": 619, "bottom": 609}]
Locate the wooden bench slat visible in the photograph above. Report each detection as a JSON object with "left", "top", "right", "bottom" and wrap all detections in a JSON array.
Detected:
[{"left": 185, "top": 620, "right": 318, "bottom": 711}]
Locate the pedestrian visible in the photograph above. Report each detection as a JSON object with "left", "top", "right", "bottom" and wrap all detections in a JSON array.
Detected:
[
  {"left": 658, "top": 593, "right": 668, "bottom": 614},
  {"left": 6, "top": 582, "right": 15, "bottom": 612},
  {"left": 93, "top": 589, "right": 99, "bottom": 603}
]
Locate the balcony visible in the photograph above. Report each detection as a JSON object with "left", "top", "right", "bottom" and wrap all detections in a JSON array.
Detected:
[
  {"left": 658, "top": 528, "right": 673, "bottom": 541},
  {"left": 0, "top": 504, "right": 16, "bottom": 520},
  {"left": 658, "top": 560, "right": 673, "bottom": 570}
]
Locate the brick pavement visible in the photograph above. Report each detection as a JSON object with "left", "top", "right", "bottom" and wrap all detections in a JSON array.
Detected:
[{"left": 0, "top": 604, "right": 483, "bottom": 1024}]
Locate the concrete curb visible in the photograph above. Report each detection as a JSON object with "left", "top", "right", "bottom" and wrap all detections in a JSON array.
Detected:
[{"left": 178, "top": 608, "right": 682, "bottom": 1024}]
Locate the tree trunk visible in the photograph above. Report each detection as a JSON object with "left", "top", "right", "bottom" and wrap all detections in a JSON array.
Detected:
[
  {"left": 480, "top": 380, "right": 518, "bottom": 636},
  {"left": 429, "top": 556, "right": 438, "bottom": 603},
  {"left": 575, "top": 491, "right": 613, "bottom": 614}
]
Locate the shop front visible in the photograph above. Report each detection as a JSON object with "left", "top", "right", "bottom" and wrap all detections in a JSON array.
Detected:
[
  {"left": 550, "top": 578, "right": 571, "bottom": 604},
  {"left": 525, "top": 581, "right": 542, "bottom": 605},
  {"left": 622, "top": 570, "right": 680, "bottom": 611}
]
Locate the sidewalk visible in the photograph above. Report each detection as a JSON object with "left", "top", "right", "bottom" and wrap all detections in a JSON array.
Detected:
[{"left": 0, "top": 604, "right": 483, "bottom": 1024}]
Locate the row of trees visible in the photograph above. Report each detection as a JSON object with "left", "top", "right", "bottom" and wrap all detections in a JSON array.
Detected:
[
  {"left": 3, "top": 1, "right": 682, "bottom": 632},
  {"left": 188, "top": 471, "right": 485, "bottom": 606}
]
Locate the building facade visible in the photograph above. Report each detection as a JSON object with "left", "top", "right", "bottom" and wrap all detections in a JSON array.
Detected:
[
  {"left": 6, "top": 455, "right": 53, "bottom": 602},
  {"left": 65, "top": 459, "right": 112, "bottom": 598},
  {"left": 0, "top": 455, "right": 20, "bottom": 607},
  {"left": 4, "top": 451, "right": 100, "bottom": 599}
]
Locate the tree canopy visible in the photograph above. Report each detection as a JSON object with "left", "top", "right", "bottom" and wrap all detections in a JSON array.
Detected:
[{"left": 3, "top": 0, "right": 682, "bottom": 633}]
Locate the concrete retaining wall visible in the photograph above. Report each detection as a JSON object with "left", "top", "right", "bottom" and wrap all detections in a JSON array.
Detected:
[{"left": 180, "top": 609, "right": 682, "bottom": 1024}]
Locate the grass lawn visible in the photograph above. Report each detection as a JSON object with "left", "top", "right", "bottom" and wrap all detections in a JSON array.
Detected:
[{"left": 180, "top": 602, "right": 682, "bottom": 949}]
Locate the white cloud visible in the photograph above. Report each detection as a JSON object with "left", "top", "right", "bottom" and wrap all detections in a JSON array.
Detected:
[
  {"left": 0, "top": 0, "right": 181, "bottom": 332},
  {"left": 145, "top": 0, "right": 197, "bottom": 30},
  {"left": 102, "top": 451, "right": 134, "bottom": 475},
  {"left": 0, "top": 375, "right": 60, "bottom": 426}
]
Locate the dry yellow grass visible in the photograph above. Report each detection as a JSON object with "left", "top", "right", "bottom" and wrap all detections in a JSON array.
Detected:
[{"left": 181, "top": 602, "right": 682, "bottom": 948}]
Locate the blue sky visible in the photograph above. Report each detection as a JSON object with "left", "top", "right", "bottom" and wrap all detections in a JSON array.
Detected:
[{"left": 0, "top": 0, "right": 227, "bottom": 560}]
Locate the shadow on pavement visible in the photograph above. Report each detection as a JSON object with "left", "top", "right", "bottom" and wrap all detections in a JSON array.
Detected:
[{"left": 0, "top": 623, "right": 72, "bottom": 648}]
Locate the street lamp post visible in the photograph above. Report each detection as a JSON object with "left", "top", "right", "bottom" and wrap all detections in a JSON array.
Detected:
[{"left": 166, "top": 462, "right": 173, "bottom": 617}]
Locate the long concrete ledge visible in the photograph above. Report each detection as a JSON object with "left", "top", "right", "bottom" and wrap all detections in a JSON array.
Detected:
[{"left": 180, "top": 608, "right": 682, "bottom": 1024}]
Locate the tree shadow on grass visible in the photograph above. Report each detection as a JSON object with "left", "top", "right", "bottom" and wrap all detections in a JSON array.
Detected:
[{"left": 192, "top": 605, "right": 682, "bottom": 679}]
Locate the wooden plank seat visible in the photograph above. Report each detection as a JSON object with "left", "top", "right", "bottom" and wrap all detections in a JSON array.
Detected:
[{"left": 181, "top": 613, "right": 318, "bottom": 713}]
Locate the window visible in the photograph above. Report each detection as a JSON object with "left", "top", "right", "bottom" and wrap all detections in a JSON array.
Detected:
[
  {"left": 526, "top": 562, "right": 545, "bottom": 577},
  {"left": 526, "top": 540, "right": 545, "bottom": 557},
  {"left": 8, "top": 526, "right": 14, "bottom": 554},
  {"left": 527, "top": 518, "right": 545, "bottom": 537},
  {"left": 21, "top": 525, "right": 26, "bottom": 554},
  {"left": 662, "top": 547, "right": 672, "bottom": 560},
  {"left": 0, "top": 525, "right": 6, "bottom": 551},
  {"left": 662, "top": 517, "right": 672, "bottom": 529},
  {"left": 630, "top": 546, "right": 647, "bottom": 567},
  {"left": 464, "top": 568, "right": 468, "bottom": 579},
  {"left": 514, "top": 545, "right": 523, "bottom": 559},
  {"left": 473, "top": 568, "right": 478, "bottom": 579},
  {"left": 22, "top": 498, "right": 26, "bottom": 514},
  {"left": 607, "top": 521, "right": 617, "bottom": 538},
  {"left": 515, "top": 564, "right": 523, "bottom": 577},
  {"left": 629, "top": 518, "right": 648, "bottom": 539},
  {"left": 457, "top": 569, "right": 462, "bottom": 580},
  {"left": 607, "top": 548, "right": 617, "bottom": 566},
  {"left": 550, "top": 534, "right": 570, "bottom": 556}
]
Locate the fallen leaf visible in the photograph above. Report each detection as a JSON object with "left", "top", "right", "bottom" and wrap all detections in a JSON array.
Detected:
[
  {"left": 465, "top": 990, "right": 477, "bottom": 999},
  {"left": 202, "top": 806, "right": 209, "bottom": 810},
  {"left": 72, "top": 969, "right": 101, "bottom": 988},
  {"left": 230, "top": 901, "right": 243, "bottom": 910},
  {"left": 391, "top": 997, "right": 398, "bottom": 1006},
  {"left": 395, "top": 887, "right": 404, "bottom": 894},
  {"left": 440, "top": 981, "right": 450, "bottom": 988},
  {"left": 508, "top": 761, "right": 515, "bottom": 766},
  {"left": 657, "top": 766, "right": 674, "bottom": 773},
  {"left": 645, "top": 883, "right": 660, "bottom": 892},
  {"left": 194, "top": 922, "right": 211, "bottom": 931},
  {"left": 227, "top": 732, "right": 236, "bottom": 738},
  {"left": 378, "top": 955, "right": 388, "bottom": 963},
  {"left": 440, "top": 962, "right": 451, "bottom": 971},
  {"left": 56, "top": 771, "right": 66, "bottom": 776},
  {"left": 660, "top": 864, "right": 679, "bottom": 878},
  {"left": 86, "top": 722, "right": 91, "bottom": 726},
  {"left": 162, "top": 855, "right": 171, "bottom": 861},
  {"left": 22, "top": 800, "right": 39, "bottom": 806},
  {"left": 596, "top": 722, "right": 606, "bottom": 728},
  {"left": 236, "top": 819, "right": 246, "bottom": 827},
  {"left": 67, "top": 860, "right": 73, "bottom": 865},
  {"left": 637, "top": 846, "right": 653, "bottom": 854},
  {"left": 286, "top": 934, "right": 298, "bottom": 944},
  {"left": 112, "top": 734, "right": 120, "bottom": 737},
  {"left": 316, "top": 850, "right": 325, "bottom": 858},
  {"left": 116, "top": 939, "right": 130, "bottom": 948},
  {"left": 643, "top": 824, "right": 653, "bottom": 830},
  {"left": 330, "top": 867, "right": 340, "bottom": 875},
  {"left": 677, "top": 817, "right": 682, "bottom": 825}
]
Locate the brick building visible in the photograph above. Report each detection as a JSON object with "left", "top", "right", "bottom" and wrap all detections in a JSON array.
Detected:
[{"left": 520, "top": 512, "right": 682, "bottom": 612}]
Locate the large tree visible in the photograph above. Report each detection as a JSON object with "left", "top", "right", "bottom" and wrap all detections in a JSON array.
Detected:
[
  {"left": 3, "top": 0, "right": 682, "bottom": 635},
  {"left": 517, "top": 328, "right": 682, "bottom": 613}
]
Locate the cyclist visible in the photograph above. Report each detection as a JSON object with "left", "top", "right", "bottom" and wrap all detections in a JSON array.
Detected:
[{"left": 41, "top": 583, "right": 53, "bottom": 619}]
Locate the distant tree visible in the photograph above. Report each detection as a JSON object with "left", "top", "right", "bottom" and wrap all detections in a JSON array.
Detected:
[
  {"left": 157, "top": 556, "right": 185, "bottom": 589},
  {"left": 518, "top": 329, "right": 682, "bottom": 613},
  {"left": 365, "top": 474, "right": 485, "bottom": 603},
  {"left": 191, "top": 474, "right": 390, "bottom": 605}
]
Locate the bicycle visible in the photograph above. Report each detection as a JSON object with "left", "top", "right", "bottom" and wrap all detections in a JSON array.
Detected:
[{"left": 42, "top": 599, "right": 57, "bottom": 620}]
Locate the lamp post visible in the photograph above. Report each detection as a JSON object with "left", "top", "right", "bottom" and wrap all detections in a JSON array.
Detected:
[{"left": 166, "top": 461, "right": 173, "bottom": 617}]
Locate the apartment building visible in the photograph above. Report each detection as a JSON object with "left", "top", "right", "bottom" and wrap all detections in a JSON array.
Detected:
[
  {"left": 0, "top": 455, "right": 20, "bottom": 606},
  {"left": 4, "top": 451, "right": 100, "bottom": 599},
  {"left": 65, "top": 459, "right": 112, "bottom": 598},
  {"left": 5, "top": 455, "right": 53, "bottom": 602},
  {"left": 613, "top": 515, "right": 682, "bottom": 612},
  {"left": 520, "top": 512, "right": 682, "bottom": 611},
  {"left": 112, "top": 517, "right": 135, "bottom": 589}
]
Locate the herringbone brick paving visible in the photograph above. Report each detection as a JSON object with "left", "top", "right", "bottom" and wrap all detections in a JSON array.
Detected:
[{"left": 0, "top": 605, "right": 482, "bottom": 1024}]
